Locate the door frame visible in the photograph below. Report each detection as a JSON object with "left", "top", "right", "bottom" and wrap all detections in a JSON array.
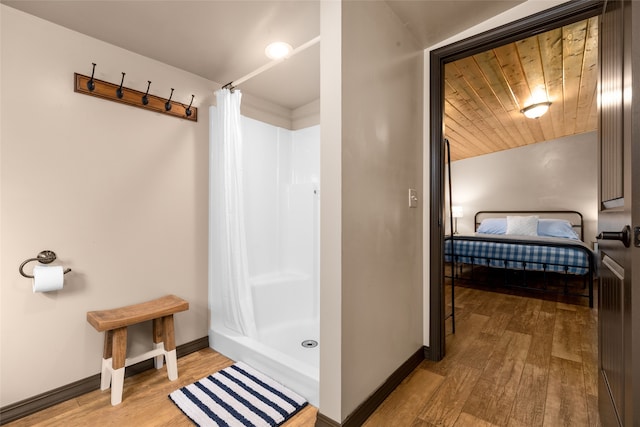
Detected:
[{"left": 427, "top": 0, "right": 604, "bottom": 360}]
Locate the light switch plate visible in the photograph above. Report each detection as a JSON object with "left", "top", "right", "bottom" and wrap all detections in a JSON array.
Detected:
[{"left": 408, "top": 188, "right": 418, "bottom": 208}]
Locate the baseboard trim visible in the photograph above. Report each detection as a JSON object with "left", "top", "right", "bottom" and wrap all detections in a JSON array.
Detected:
[
  {"left": 0, "top": 336, "right": 210, "bottom": 425},
  {"left": 423, "top": 345, "right": 432, "bottom": 361},
  {"left": 316, "top": 412, "right": 342, "bottom": 427},
  {"left": 176, "top": 336, "right": 210, "bottom": 358},
  {"left": 315, "top": 346, "right": 425, "bottom": 427}
]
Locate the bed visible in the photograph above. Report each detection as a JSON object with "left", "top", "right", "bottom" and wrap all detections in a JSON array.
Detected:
[{"left": 444, "top": 210, "right": 596, "bottom": 307}]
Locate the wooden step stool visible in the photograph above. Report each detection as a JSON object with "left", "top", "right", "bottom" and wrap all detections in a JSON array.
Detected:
[{"left": 86, "top": 295, "right": 189, "bottom": 405}]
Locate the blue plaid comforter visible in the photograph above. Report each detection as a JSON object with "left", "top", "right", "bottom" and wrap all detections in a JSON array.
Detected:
[{"left": 444, "top": 234, "right": 594, "bottom": 275}]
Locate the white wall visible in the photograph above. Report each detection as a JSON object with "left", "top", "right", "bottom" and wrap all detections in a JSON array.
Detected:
[
  {"left": 320, "top": 1, "right": 424, "bottom": 422},
  {"left": 0, "top": 5, "right": 316, "bottom": 407},
  {"left": 319, "top": 1, "right": 343, "bottom": 421},
  {"left": 0, "top": 5, "right": 211, "bottom": 406},
  {"left": 342, "top": 2, "right": 424, "bottom": 416},
  {"left": 448, "top": 132, "right": 598, "bottom": 240}
]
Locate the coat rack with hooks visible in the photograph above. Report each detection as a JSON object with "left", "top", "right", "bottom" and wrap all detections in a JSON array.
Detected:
[{"left": 74, "top": 64, "right": 197, "bottom": 122}]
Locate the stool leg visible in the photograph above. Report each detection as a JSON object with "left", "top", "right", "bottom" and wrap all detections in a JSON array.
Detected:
[
  {"left": 101, "top": 358, "right": 113, "bottom": 391},
  {"left": 110, "top": 327, "right": 127, "bottom": 405},
  {"left": 162, "top": 315, "right": 178, "bottom": 381},
  {"left": 152, "top": 318, "right": 164, "bottom": 369},
  {"left": 100, "top": 331, "right": 113, "bottom": 391}
]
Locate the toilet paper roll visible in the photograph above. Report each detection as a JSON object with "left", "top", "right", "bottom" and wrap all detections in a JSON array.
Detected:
[{"left": 32, "top": 265, "right": 64, "bottom": 293}]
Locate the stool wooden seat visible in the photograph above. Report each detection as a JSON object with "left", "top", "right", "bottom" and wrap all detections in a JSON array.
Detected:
[{"left": 86, "top": 294, "right": 189, "bottom": 405}]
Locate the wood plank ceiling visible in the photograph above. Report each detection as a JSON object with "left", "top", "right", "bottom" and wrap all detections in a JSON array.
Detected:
[{"left": 445, "top": 16, "right": 598, "bottom": 161}]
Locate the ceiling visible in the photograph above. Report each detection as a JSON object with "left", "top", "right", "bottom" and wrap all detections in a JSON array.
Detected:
[
  {"left": 7, "top": 0, "right": 588, "bottom": 161},
  {"left": 1, "top": 0, "right": 523, "bottom": 111},
  {"left": 445, "top": 16, "right": 599, "bottom": 161}
]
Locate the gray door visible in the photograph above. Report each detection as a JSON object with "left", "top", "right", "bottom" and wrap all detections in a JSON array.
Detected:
[{"left": 597, "top": 1, "right": 640, "bottom": 425}]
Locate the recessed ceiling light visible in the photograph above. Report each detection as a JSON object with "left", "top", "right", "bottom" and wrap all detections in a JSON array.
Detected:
[
  {"left": 265, "top": 42, "right": 293, "bottom": 60},
  {"left": 521, "top": 101, "right": 552, "bottom": 119}
]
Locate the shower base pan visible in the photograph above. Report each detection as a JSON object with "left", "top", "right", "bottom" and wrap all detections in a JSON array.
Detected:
[{"left": 209, "top": 319, "right": 319, "bottom": 406}]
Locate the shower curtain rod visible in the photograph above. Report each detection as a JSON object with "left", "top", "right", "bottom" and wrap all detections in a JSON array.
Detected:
[{"left": 223, "top": 35, "right": 321, "bottom": 90}]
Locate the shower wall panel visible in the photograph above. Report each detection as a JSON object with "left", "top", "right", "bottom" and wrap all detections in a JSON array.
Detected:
[
  {"left": 242, "top": 116, "right": 281, "bottom": 277},
  {"left": 241, "top": 118, "right": 319, "bottom": 281}
]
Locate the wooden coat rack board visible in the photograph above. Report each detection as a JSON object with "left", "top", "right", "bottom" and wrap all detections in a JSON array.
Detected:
[{"left": 74, "top": 73, "right": 197, "bottom": 122}]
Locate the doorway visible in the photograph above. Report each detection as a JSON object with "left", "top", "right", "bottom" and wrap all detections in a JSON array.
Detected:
[{"left": 427, "top": 0, "right": 603, "bottom": 362}]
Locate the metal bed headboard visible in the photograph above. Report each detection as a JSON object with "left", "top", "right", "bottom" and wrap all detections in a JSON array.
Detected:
[{"left": 474, "top": 210, "right": 584, "bottom": 241}]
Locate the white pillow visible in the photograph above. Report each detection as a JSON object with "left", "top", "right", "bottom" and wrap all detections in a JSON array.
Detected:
[{"left": 506, "top": 215, "right": 539, "bottom": 236}]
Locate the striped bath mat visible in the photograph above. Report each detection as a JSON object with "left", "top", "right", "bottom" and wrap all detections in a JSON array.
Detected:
[{"left": 169, "top": 362, "right": 308, "bottom": 426}]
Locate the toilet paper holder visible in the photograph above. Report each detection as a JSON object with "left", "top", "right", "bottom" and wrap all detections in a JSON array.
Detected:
[{"left": 19, "top": 250, "right": 72, "bottom": 279}]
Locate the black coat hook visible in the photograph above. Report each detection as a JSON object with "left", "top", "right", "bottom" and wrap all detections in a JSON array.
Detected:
[
  {"left": 142, "top": 81, "right": 151, "bottom": 105},
  {"left": 165, "top": 88, "right": 174, "bottom": 111},
  {"left": 116, "top": 72, "right": 126, "bottom": 99},
  {"left": 87, "top": 63, "right": 96, "bottom": 92},
  {"left": 185, "top": 95, "right": 195, "bottom": 117}
]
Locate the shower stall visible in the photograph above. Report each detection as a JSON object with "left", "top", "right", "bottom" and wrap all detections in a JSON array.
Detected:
[{"left": 208, "top": 103, "right": 320, "bottom": 406}]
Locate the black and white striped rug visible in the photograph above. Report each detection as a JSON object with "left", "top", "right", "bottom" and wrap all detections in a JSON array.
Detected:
[{"left": 169, "top": 362, "right": 308, "bottom": 427}]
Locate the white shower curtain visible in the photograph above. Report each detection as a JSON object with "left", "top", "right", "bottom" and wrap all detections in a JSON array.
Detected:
[{"left": 211, "top": 88, "right": 257, "bottom": 338}]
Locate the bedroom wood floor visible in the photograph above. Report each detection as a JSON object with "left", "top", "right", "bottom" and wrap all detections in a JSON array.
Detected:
[{"left": 6, "top": 285, "right": 599, "bottom": 427}]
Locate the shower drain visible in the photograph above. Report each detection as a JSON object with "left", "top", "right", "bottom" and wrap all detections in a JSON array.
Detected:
[{"left": 301, "top": 340, "right": 318, "bottom": 348}]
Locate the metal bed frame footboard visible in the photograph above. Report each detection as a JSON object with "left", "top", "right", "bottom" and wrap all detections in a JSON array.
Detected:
[{"left": 444, "top": 235, "right": 595, "bottom": 308}]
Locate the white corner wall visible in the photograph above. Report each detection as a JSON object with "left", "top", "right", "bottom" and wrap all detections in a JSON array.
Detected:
[
  {"left": 449, "top": 132, "right": 598, "bottom": 240},
  {"left": 319, "top": 1, "right": 343, "bottom": 421},
  {"left": 0, "top": 5, "right": 216, "bottom": 406},
  {"left": 336, "top": 1, "right": 424, "bottom": 421}
]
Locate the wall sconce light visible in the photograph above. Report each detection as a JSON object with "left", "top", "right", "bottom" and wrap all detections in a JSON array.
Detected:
[
  {"left": 452, "top": 205, "right": 463, "bottom": 234},
  {"left": 521, "top": 101, "right": 552, "bottom": 119}
]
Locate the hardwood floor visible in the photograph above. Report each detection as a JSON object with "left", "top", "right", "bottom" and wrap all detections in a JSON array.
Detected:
[
  {"left": 364, "top": 285, "right": 600, "bottom": 427},
  {"left": 4, "top": 350, "right": 317, "bottom": 427},
  {"left": 6, "top": 285, "right": 599, "bottom": 427}
]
